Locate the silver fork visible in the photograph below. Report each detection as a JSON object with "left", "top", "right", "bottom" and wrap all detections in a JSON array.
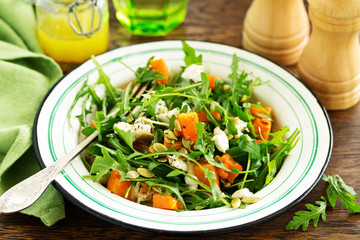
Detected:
[{"left": 0, "top": 81, "right": 153, "bottom": 214}]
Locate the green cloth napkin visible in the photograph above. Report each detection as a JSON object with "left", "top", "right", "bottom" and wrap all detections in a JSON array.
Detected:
[
  {"left": 0, "top": 0, "right": 65, "bottom": 226},
  {"left": 0, "top": 0, "right": 42, "bottom": 53}
]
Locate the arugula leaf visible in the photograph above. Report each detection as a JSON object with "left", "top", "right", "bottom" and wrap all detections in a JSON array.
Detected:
[
  {"left": 115, "top": 149, "right": 132, "bottom": 172},
  {"left": 229, "top": 54, "right": 252, "bottom": 104},
  {"left": 193, "top": 122, "right": 211, "bottom": 153},
  {"left": 200, "top": 72, "right": 210, "bottom": 99},
  {"left": 322, "top": 174, "right": 360, "bottom": 213},
  {"left": 136, "top": 69, "right": 166, "bottom": 83},
  {"left": 182, "top": 41, "right": 202, "bottom": 66},
  {"left": 247, "top": 128, "right": 300, "bottom": 192},
  {"left": 264, "top": 152, "right": 275, "bottom": 185},
  {"left": 113, "top": 126, "right": 134, "bottom": 150},
  {"left": 91, "top": 56, "right": 118, "bottom": 106},
  {"left": 120, "top": 57, "right": 165, "bottom": 83},
  {"left": 92, "top": 111, "right": 105, "bottom": 141},
  {"left": 188, "top": 87, "right": 221, "bottom": 127},
  {"left": 106, "top": 133, "right": 132, "bottom": 155},
  {"left": 229, "top": 53, "right": 239, "bottom": 82},
  {"left": 86, "top": 144, "right": 102, "bottom": 157},
  {"left": 208, "top": 178, "right": 223, "bottom": 201},
  {"left": 81, "top": 126, "right": 96, "bottom": 136},
  {"left": 286, "top": 196, "right": 327, "bottom": 231},
  {"left": 88, "top": 85, "right": 102, "bottom": 109},
  {"left": 122, "top": 81, "right": 133, "bottom": 112},
  {"left": 89, "top": 147, "right": 119, "bottom": 182},
  {"left": 68, "top": 79, "right": 89, "bottom": 125},
  {"left": 231, "top": 101, "right": 251, "bottom": 123},
  {"left": 266, "top": 126, "right": 290, "bottom": 145},
  {"left": 227, "top": 135, "right": 261, "bottom": 161},
  {"left": 75, "top": 108, "right": 91, "bottom": 127},
  {"left": 166, "top": 169, "right": 185, "bottom": 178}
]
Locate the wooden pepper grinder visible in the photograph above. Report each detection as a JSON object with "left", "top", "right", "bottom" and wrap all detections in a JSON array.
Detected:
[
  {"left": 242, "top": 0, "right": 310, "bottom": 66},
  {"left": 298, "top": 0, "right": 360, "bottom": 110}
]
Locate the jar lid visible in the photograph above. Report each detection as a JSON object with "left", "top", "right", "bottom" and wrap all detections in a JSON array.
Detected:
[{"left": 67, "top": 0, "right": 102, "bottom": 38}]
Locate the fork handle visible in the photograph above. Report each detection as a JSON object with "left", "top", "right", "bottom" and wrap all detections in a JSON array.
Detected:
[{"left": 0, "top": 130, "right": 98, "bottom": 214}]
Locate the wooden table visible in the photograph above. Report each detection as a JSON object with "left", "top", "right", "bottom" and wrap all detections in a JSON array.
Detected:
[{"left": 2, "top": 0, "right": 360, "bottom": 239}]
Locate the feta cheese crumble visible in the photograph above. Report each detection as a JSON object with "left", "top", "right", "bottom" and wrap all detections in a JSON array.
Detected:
[
  {"left": 113, "top": 121, "right": 132, "bottom": 133},
  {"left": 181, "top": 64, "right": 204, "bottom": 82},
  {"left": 168, "top": 155, "right": 187, "bottom": 171},
  {"left": 212, "top": 127, "right": 229, "bottom": 153},
  {"left": 114, "top": 117, "right": 153, "bottom": 141},
  {"left": 185, "top": 161, "right": 198, "bottom": 190},
  {"left": 157, "top": 108, "right": 180, "bottom": 123},
  {"left": 155, "top": 99, "right": 168, "bottom": 115}
]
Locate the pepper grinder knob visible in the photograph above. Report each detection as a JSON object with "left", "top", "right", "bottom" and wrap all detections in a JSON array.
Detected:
[
  {"left": 242, "top": 0, "right": 310, "bottom": 66},
  {"left": 298, "top": 0, "right": 360, "bottom": 110}
]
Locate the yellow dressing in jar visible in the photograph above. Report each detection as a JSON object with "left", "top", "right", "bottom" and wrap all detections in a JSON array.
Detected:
[{"left": 36, "top": 0, "right": 109, "bottom": 69}]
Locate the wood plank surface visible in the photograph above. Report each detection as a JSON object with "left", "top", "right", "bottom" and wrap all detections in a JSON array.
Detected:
[{"left": 1, "top": 0, "right": 360, "bottom": 239}]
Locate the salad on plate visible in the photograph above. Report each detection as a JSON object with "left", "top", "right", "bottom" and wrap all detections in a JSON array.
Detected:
[{"left": 70, "top": 41, "right": 300, "bottom": 211}]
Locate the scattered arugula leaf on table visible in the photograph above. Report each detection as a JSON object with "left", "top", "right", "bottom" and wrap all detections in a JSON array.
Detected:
[
  {"left": 286, "top": 174, "right": 360, "bottom": 231},
  {"left": 286, "top": 196, "right": 327, "bottom": 231},
  {"left": 322, "top": 174, "right": 360, "bottom": 213}
]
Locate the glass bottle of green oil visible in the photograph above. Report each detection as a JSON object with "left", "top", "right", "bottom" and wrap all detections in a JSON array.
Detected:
[{"left": 113, "top": 0, "right": 189, "bottom": 36}]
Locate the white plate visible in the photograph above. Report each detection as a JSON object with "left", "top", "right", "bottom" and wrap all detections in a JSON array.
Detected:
[{"left": 33, "top": 40, "right": 332, "bottom": 235}]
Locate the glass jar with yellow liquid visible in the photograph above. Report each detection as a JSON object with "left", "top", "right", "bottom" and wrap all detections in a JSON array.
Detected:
[{"left": 36, "top": 0, "right": 109, "bottom": 70}]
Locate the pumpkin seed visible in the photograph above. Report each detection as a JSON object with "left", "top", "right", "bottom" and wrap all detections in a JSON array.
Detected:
[
  {"left": 182, "top": 138, "right": 192, "bottom": 151},
  {"left": 157, "top": 157, "right": 168, "bottom": 163},
  {"left": 164, "top": 129, "right": 178, "bottom": 140},
  {"left": 137, "top": 168, "right": 155, "bottom": 178},
  {"left": 223, "top": 181, "right": 231, "bottom": 188},
  {"left": 219, "top": 176, "right": 231, "bottom": 187},
  {"left": 164, "top": 137, "right": 172, "bottom": 144},
  {"left": 241, "top": 95, "right": 249, "bottom": 102},
  {"left": 241, "top": 197, "right": 260, "bottom": 204},
  {"left": 152, "top": 186, "right": 162, "bottom": 193},
  {"left": 136, "top": 132, "right": 155, "bottom": 141},
  {"left": 126, "top": 170, "right": 139, "bottom": 179},
  {"left": 174, "top": 119, "right": 182, "bottom": 132},
  {"left": 177, "top": 147, "right": 188, "bottom": 154},
  {"left": 231, "top": 198, "right": 241, "bottom": 208},
  {"left": 223, "top": 85, "right": 232, "bottom": 91},
  {"left": 153, "top": 143, "right": 167, "bottom": 152}
]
